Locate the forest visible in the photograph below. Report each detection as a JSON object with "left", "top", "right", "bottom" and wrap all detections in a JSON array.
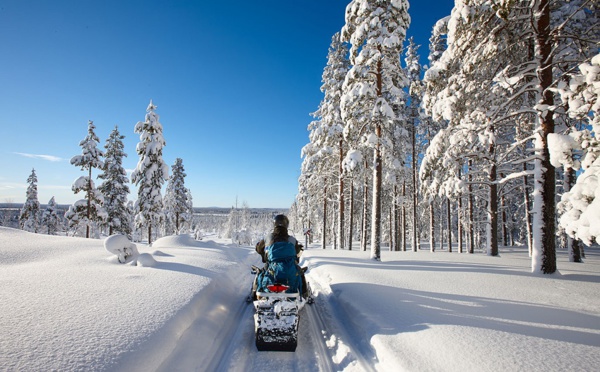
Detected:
[{"left": 292, "top": 0, "right": 599, "bottom": 274}]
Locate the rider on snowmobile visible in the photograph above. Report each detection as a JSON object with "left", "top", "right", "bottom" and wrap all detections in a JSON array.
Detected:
[{"left": 252, "top": 214, "right": 308, "bottom": 300}]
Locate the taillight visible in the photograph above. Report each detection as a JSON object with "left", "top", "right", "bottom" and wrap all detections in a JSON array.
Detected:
[{"left": 267, "top": 284, "right": 289, "bottom": 293}]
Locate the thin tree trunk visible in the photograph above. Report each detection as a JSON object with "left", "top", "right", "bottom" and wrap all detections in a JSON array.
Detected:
[
  {"left": 322, "top": 184, "right": 327, "bottom": 249},
  {"left": 468, "top": 160, "right": 475, "bottom": 254},
  {"left": 412, "top": 119, "right": 419, "bottom": 252},
  {"left": 349, "top": 181, "right": 354, "bottom": 251},
  {"left": 447, "top": 198, "right": 452, "bottom": 252},
  {"left": 489, "top": 160, "right": 499, "bottom": 256},
  {"left": 500, "top": 175, "right": 508, "bottom": 246},
  {"left": 458, "top": 168, "right": 463, "bottom": 253},
  {"left": 439, "top": 199, "right": 443, "bottom": 251},
  {"left": 338, "top": 140, "right": 345, "bottom": 250},
  {"left": 430, "top": 199, "right": 435, "bottom": 252},
  {"left": 361, "top": 169, "right": 369, "bottom": 252},
  {"left": 402, "top": 181, "right": 407, "bottom": 252},
  {"left": 523, "top": 165, "right": 534, "bottom": 257}
]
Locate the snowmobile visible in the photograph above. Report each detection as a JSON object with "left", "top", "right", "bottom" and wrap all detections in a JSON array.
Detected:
[{"left": 249, "top": 265, "right": 313, "bottom": 351}]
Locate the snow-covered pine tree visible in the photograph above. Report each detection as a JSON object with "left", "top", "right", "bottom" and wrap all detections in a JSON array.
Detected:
[
  {"left": 19, "top": 168, "right": 40, "bottom": 233},
  {"left": 310, "top": 32, "right": 350, "bottom": 250},
  {"left": 131, "top": 100, "right": 168, "bottom": 245},
  {"left": 552, "top": 53, "right": 600, "bottom": 248},
  {"left": 164, "top": 158, "right": 192, "bottom": 235},
  {"left": 404, "top": 37, "right": 424, "bottom": 253},
  {"left": 341, "top": 0, "right": 410, "bottom": 260},
  {"left": 41, "top": 196, "right": 61, "bottom": 235},
  {"left": 98, "top": 126, "right": 132, "bottom": 237},
  {"left": 68, "top": 120, "right": 106, "bottom": 238}
]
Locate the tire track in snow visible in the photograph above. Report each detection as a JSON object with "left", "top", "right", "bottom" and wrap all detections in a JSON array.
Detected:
[{"left": 307, "top": 273, "right": 378, "bottom": 372}]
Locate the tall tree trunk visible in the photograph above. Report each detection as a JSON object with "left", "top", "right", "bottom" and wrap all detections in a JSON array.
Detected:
[
  {"left": 447, "top": 198, "right": 452, "bottom": 252},
  {"left": 468, "top": 160, "right": 475, "bottom": 254},
  {"left": 412, "top": 118, "right": 419, "bottom": 252},
  {"left": 458, "top": 168, "right": 463, "bottom": 253},
  {"left": 322, "top": 183, "right": 327, "bottom": 249},
  {"left": 489, "top": 160, "right": 499, "bottom": 256},
  {"left": 370, "top": 57, "right": 383, "bottom": 261},
  {"left": 500, "top": 174, "right": 508, "bottom": 246},
  {"left": 522, "top": 164, "right": 534, "bottom": 256},
  {"left": 349, "top": 181, "right": 354, "bottom": 251},
  {"left": 532, "top": 0, "right": 557, "bottom": 273},
  {"left": 402, "top": 181, "right": 407, "bottom": 252},
  {"left": 148, "top": 225, "right": 152, "bottom": 245},
  {"left": 430, "top": 199, "right": 435, "bottom": 252},
  {"left": 439, "top": 199, "right": 443, "bottom": 251},
  {"left": 361, "top": 168, "right": 369, "bottom": 252},
  {"left": 338, "top": 140, "right": 345, "bottom": 250},
  {"left": 371, "top": 138, "right": 382, "bottom": 260},
  {"left": 389, "top": 204, "right": 393, "bottom": 251},
  {"left": 394, "top": 184, "right": 400, "bottom": 251}
]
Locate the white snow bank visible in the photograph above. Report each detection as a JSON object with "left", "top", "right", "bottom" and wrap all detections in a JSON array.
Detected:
[
  {"left": 303, "top": 246, "right": 600, "bottom": 372},
  {"left": 0, "top": 227, "right": 251, "bottom": 372}
]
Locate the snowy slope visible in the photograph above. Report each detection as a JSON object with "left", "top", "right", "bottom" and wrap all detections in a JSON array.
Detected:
[{"left": 1, "top": 226, "right": 599, "bottom": 371}]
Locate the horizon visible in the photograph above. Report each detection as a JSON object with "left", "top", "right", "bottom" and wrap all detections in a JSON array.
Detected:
[{"left": 0, "top": 0, "right": 455, "bottom": 208}]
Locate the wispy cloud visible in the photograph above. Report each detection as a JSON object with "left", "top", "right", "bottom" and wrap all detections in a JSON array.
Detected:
[{"left": 14, "top": 152, "right": 65, "bottom": 162}]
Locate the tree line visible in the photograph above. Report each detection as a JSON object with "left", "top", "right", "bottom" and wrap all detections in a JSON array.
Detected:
[
  {"left": 18, "top": 100, "right": 194, "bottom": 244},
  {"left": 295, "top": 0, "right": 599, "bottom": 274}
]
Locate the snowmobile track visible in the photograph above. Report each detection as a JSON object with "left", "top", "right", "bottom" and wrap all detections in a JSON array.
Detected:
[{"left": 306, "top": 274, "right": 378, "bottom": 372}]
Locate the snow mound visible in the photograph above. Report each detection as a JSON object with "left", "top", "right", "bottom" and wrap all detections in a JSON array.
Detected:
[
  {"left": 104, "top": 234, "right": 139, "bottom": 263},
  {"left": 152, "top": 234, "right": 201, "bottom": 248},
  {"left": 137, "top": 253, "right": 157, "bottom": 267}
]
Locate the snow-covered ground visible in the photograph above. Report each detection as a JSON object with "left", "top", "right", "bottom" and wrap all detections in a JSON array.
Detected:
[{"left": 1, "top": 226, "right": 599, "bottom": 371}]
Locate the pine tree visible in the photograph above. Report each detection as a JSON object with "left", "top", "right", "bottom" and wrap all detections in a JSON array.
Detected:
[
  {"left": 341, "top": 0, "right": 410, "bottom": 260},
  {"left": 98, "top": 126, "right": 132, "bottom": 237},
  {"left": 19, "top": 168, "right": 40, "bottom": 233},
  {"left": 405, "top": 37, "right": 424, "bottom": 253},
  {"left": 41, "top": 196, "right": 61, "bottom": 235},
  {"left": 164, "top": 158, "right": 192, "bottom": 235},
  {"left": 131, "top": 100, "right": 168, "bottom": 245},
  {"left": 68, "top": 120, "right": 106, "bottom": 238}
]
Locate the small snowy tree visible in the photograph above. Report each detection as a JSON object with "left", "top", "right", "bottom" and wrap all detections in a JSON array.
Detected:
[
  {"left": 98, "top": 126, "right": 132, "bottom": 237},
  {"left": 69, "top": 120, "right": 106, "bottom": 238},
  {"left": 41, "top": 196, "right": 61, "bottom": 235},
  {"left": 19, "top": 169, "right": 40, "bottom": 233},
  {"left": 131, "top": 100, "right": 169, "bottom": 245},
  {"left": 164, "top": 158, "right": 192, "bottom": 235}
]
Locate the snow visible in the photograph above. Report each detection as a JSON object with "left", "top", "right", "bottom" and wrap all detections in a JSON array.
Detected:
[{"left": 1, "top": 226, "right": 599, "bottom": 371}]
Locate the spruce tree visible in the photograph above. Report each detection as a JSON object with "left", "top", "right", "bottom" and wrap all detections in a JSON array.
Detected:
[
  {"left": 98, "top": 126, "right": 132, "bottom": 237},
  {"left": 131, "top": 100, "right": 168, "bottom": 245},
  {"left": 19, "top": 168, "right": 40, "bottom": 233},
  {"left": 68, "top": 120, "right": 106, "bottom": 238},
  {"left": 164, "top": 158, "right": 191, "bottom": 235},
  {"left": 41, "top": 196, "right": 61, "bottom": 235}
]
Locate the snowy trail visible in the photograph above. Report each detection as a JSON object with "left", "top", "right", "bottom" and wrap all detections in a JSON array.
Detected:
[
  {"left": 305, "top": 271, "right": 378, "bottom": 372},
  {"left": 151, "top": 249, "right": 375, "bottom": 371}
]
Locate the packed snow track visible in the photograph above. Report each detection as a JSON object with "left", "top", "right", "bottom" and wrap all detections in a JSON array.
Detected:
[{"left": 147, "top": 256, "right": 375, "bottom": 371}]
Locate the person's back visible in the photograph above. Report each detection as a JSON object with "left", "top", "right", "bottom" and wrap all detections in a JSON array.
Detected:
[{"left": 255, "top": 215, "right": 303, "bottom": 295}]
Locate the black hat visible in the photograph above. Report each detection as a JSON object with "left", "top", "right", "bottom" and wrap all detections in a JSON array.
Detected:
[{"left": 273, "top": 214, "right": 289, "bottom": 229}]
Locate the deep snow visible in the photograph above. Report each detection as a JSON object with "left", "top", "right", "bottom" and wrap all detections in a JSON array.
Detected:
[{"left": 1, "top": 226, "right": 599, "bottom": 371}]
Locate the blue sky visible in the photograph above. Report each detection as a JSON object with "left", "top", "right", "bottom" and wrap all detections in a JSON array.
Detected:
[{"left": 0, "top": 0, "right": 454, "bottom": 209}]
